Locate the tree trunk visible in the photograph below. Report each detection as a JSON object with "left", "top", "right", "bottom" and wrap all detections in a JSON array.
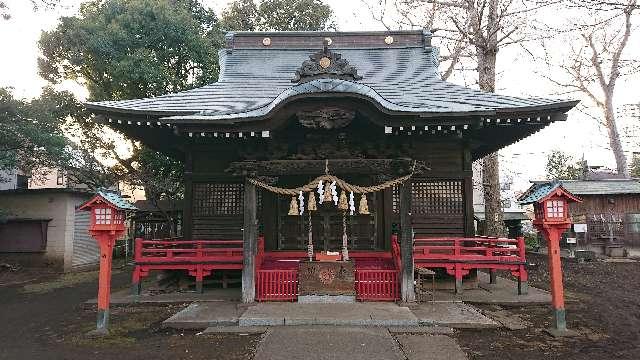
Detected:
[
  {"left": 482, "top": 152, "right": 506, "bottom": 236},
  {"left": 603, "top": 97, "right": 629, "bottom": 177},
  {"left": 477, "top": 0, "right": 506, "bottom": 237}
]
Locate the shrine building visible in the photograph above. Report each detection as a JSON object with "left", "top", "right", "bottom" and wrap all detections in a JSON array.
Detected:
[{"left": 86, "top": 30, "right": 578, "bottom": 303}]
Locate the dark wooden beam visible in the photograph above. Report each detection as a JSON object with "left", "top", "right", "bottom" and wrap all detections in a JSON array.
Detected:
[
  {"left": 242, "top": 178, "right": 258, "bottom": 303},
  {"left": 226, "top": 158, "right": 429, "bottom": 177},
  {"left": 399, "top": 181, "right": 415, "bottom": 302}
]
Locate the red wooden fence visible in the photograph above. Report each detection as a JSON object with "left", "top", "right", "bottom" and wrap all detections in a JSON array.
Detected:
[
  {"left": 355, "top": 269, "right": 399, "bottom": 301},
  {"left": 255, "top": 269, "right": 298, "bottom": 301}
]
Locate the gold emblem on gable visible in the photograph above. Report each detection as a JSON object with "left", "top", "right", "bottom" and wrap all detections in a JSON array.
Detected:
[{"left": 319, "top": 57, "right": 331, "bottom": 69}]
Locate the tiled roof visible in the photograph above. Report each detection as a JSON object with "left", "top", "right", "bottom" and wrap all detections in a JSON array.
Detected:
[
  {"left": 86, "top": 31, "right": 577, "bottom": 121},
  {"left": 97, "top": 190, "right": 137, "bottom": 210},
  {"left": 518, "top": 182, "right": 561, "bottom": 205},
  {"left": 554, "top": 180, "right": 640, "bottom": 195}
]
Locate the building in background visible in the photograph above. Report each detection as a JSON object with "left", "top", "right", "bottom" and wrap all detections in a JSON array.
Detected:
[
  {"left": 0, "top": 188, "right": 97, "bottom": 271},
  {"left": 531, "top": 179, "right": 640, "bottom": 256}
]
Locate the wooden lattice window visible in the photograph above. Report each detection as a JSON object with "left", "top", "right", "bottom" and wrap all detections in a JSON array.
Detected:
[
  {"left": 193, "top": 183, "right": 244, "bottom": 216},
  {"left": 393, "top": 180, "right": 464, "bottom": 215}
]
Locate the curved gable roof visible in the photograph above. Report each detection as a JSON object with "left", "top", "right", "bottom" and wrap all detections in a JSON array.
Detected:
[{"left": 86, "top": 31, "right": 577, "bottom": 121}]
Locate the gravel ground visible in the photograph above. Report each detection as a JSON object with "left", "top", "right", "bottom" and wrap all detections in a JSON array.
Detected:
[
  {"left": 455, "top": 253, "right": 640, "bottom": 360},
  {"left": 0, "top": 266, "right": 259, "bottom": 360}
]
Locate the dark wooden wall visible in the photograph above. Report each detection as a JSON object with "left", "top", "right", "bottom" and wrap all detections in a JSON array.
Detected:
[
  {"left": 182, "top": 112, "right": 474, "bottom": 247},
  {"left": 569, "top": 194, "right": 640, "bottom": 216},
  {"left": 569, "top": 194, "right": 640, "bottom": 247}
]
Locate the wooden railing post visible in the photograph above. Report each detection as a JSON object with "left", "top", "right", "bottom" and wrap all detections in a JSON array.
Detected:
[{"left": 242, "top": 178, "right": 257, "bottom": 303}]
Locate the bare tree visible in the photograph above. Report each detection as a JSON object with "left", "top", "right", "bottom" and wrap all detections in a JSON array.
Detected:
[
  {"left": 541, "top": 0, "right": 639, "bottom": 177},
  {"left": 364, "top": 0, "right": 551, "bottom": 236}
]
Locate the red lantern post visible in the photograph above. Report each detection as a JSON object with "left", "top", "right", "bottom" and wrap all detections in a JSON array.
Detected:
[
  {"left": 79, "top": 191, "right": 136, "bottom": 335},
  {"left": 519, "top": 182, "right": 581, "bottom": 336}
]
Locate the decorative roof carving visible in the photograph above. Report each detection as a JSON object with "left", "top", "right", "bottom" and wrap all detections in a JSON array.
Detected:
[
  {"left": 292, "top": 39, "right": 363, "bottom": 83},
  {"left": 297, "top": 107, "right": 355, "bottom": 129}
]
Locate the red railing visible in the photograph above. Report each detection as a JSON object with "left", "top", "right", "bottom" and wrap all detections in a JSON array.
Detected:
[
  {"left": 132, "top": 237, "right": 264, "bottom": 295},
  {"left": 406, "top": 235, "right": 528, "bottom": 294},
  {"left": 134, "top": 238, "right": 244, "bottom": 264},
  {"left": 355, "top": 269, "right": 399, "bottom": 301},
  {"left": 255, "top": 269, "right": 298, "bottom": 301},
  {"left": 412, "top": 236, "right": 526, "bottom": 263}
]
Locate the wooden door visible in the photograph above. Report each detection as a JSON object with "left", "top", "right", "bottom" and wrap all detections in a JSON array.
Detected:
[{"left": 277, "top": 194, "right": 378, "bottom": 251}]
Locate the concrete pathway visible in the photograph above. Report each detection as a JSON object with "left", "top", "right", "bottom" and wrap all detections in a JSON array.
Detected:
[
  {"left": 163, "top": 301, "right": 242, "bottom": 329},
  {"left": 429, "top": 273, "right": 550, "bottom": 305},
  {"left": 395, "top": 334, "right": 468, "bottom": 360},
  {"left": 253, "top": 326, "right": 468, "bottom": 360},
  {"left": 240, "top": 302, "right": 418, "bottom": 326},
  {"left": 163, "top": 301, "right": 497, "bottom": 329},
  {"left": 410, "top": 302, "right": 499, "bottom": 329}
]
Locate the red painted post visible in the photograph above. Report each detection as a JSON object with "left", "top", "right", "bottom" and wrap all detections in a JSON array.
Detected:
[
  {"left": 541, "top": 226, "right": 568, "bottom": 332},
  {"left": 94, "top": 234, "right": 116, "bottom": 335},
  {"left": 79, "top": 191, "right": 135, "bottom": 336},
  {"left": 516, "top": 236, "right": 528, "bottom": 295},
  {"left": 520, "top": 183, "right": 581, "bottom": 336}
]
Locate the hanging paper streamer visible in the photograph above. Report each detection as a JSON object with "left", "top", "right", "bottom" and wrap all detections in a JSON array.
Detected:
[
  {"left": 317, "top": 180, "right": 324, "bottom": 204},
  {"left": 349, "top": 192, "right": 355, "bottom": 216},
  {"left": 330, "top": 181, "right": 338, "bottom": 205},
  {"left": 308, "top": 191, "right": 317, "bottom": 211},
  {"left": 288, "top": 196, "right": 298, "bottom": 215},
  {"left": 359, "top": 194, "right": 370, "bottom": 215},
  {"left": 298, "top": 191, "right": 305, "bottom": 215}
]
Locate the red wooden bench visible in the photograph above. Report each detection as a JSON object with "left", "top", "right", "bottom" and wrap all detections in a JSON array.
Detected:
[
  {"left": 132, "top": 237, "right": 262, "bottom": 294},
  {"left": 392, "top": 235, "right": 528, "bottom": 295}
]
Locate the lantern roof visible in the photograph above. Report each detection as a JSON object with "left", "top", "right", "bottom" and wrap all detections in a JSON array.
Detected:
[
  {"left": 518, "top": 181, "right": 582, "bottom": 205},
  {"left": 79, "top": 190, "right": 138, "bottom": 211}
]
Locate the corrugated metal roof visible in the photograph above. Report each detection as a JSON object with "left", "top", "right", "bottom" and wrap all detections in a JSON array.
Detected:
[
  {"left": 555, "top": 180, "right": 640, "bottom": 195},
  {"left": 86, "top": 31, "right": 577, "bottom": 120}
]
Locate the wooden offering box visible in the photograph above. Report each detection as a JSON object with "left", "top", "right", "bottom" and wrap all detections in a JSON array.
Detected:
[{"left": 298, "top": 260, "right": 355, "bottom": 296}]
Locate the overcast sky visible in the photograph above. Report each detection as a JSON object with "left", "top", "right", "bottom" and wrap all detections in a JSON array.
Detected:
[{"left": 1, "top": 0, "right": 638, "bottom": 194}]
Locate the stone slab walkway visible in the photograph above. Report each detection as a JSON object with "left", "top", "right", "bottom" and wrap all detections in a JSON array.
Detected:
[
  {"left": 395, "top": 334, "right": 468, "bottom": 360},
  {"left": 254, "top": 327, "right": 405, "bottom": 360},
  {"left": 253, "top": 326, "right": 469, "bottom": 360},
  {"left": 429, "top": 273, "right": 551, "bottom": 305},
  {"left": 410, "top": 302, "right": 499, "bottom": 329},
  {"left": 162, "top": 301, "right": 498, "bottom": 330},
  {"left": 239, "top": 302, "right": 418, "bottom": 326},
  {"left": 162, "top": 302, "right": 241, "bottom": 329}
]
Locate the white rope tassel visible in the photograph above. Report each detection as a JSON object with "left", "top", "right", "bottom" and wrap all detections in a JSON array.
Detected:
[
  {"left": 349, "top": 192, "right": 355, "bottom": 216},
  {"left": 330, "top": 181, "right": 338, "bottom": 205},
  {"left": 317, "top": 180, "right": 324, "bottom": 204},
  {"left": 298, "top": 191, "right": 305, "bottom": 215}
]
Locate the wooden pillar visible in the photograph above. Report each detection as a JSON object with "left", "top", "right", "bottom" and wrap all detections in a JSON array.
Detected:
[
  {"left": 463, "top": 145, "right": 475, "bottom": 237},
  {"left": 183, "top": 150, "right": 194, "bottom": 240},
  {"left": 242, "top": 178, "right": 257, "bottom": 303},
  {"left": 399, "top": 181, "right": 415, "bottom": 302}
]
